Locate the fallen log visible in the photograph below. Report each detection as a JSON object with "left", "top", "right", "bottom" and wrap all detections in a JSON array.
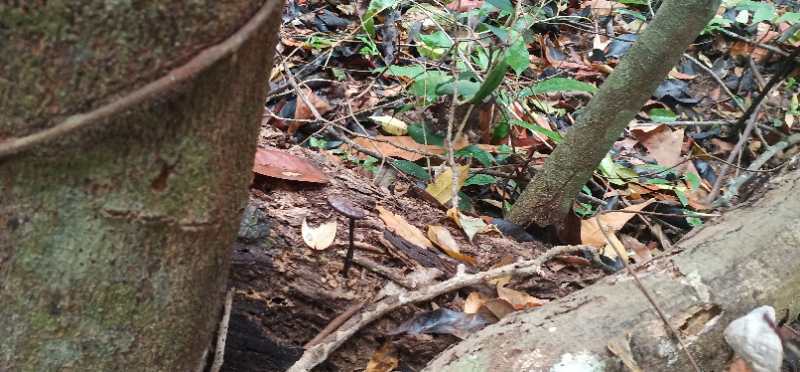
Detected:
[{"left": 425, "top": 167, "right": 800, "bottom": 371}]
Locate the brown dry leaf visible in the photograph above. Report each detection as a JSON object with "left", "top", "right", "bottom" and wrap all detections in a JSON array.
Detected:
[
  {"left": 487, "top": 255, "right": 514, "bottom": 287},
  {"left": 464, "top": 292, "right": 486, "bottom": 314},
  {"left": 584, "top": 0, "right": 626, "bottom": 17},
  {"left": 668, "top": 69, "right": 696, "bottom": 80},
  {"left": 620, "top": 234, "right": 651, "bottom": 262},
  {"left": 446, "top": 0, "right": 483, "bottom": 12},
  {"left": 497, "top": 285, "right": 547, "bottom": 310},
  {"left": 253, "top": 147, "right": 329, "bottom": 184},
  {"left": 294, "top": 87, "right": 332, "bottom": 121},
  {"left": 480, "top": 298, "right": 515, "bottom": 319},
  {"left": 727, "top": 357, "right": 753, "bottom": 372},
  {"left": 630, "top": 125, "right": 686, "bottom": 169},
  {"left": 376, "top": 206, "right": 433, "bottom": 249},
  {"left": 426, "top": 166, "right": 470, "bottom": 205},
  {"left": 427, "top": 225, "right": 477, "bottom": 266},
  {"left": 349, "top": 136, "right": 444, "bottom": 161},
  {"left": 581, "top": 199, "right": 655, "bottom": 247},
  {"left": 301, "top": 218, "right": 337, "bottom": 250},
  {"left": 366, "top": 342, "right": 399, "bottom": 372}
]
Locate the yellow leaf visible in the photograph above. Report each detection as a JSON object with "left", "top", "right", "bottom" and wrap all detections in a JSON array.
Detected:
[
  {"left": 366, "top": 342, "right": 398, "bottom": 372},
  {"left": 580, "top": 199, "right": 654, "bottom": 247},
  {"left": 427, "top": 225, "right": 477, "bottom": 266},
  {"left": 376, "top": 206, "right": 433, "bottom": 249},
  {"left": 426, "top": 165, "right": 470, "bottom": 205},
  {"left": 370, "top": 115, "right": 408, "bottom": 136},
  {"left": 464, "top": 292, "right": 486, "bottom": 314},
  {"left": 497, "top": 285, "right": 547, "bottom": 310},
  {"left": 301, "top": 218, "right": 337, "bottom": 250}
]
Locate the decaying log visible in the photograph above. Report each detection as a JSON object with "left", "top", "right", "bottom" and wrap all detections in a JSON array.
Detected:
[{"left": 425, "top": 168, "right": 800, "bottom": 371}]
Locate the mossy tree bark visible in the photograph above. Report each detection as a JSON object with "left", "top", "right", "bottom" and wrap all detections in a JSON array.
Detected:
[
  {"left": 508, "top": 0, "right": 720, "bottom": 226},
  {"left": 0, "top": 1, "right": 283, "bottom": 370}
]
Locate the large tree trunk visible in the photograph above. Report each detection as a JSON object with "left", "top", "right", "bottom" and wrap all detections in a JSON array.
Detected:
[
  {"left": 0, "top": 1, "right": 283, "bottom": 370},
  {"left": 508, "top": 0, "right": 720, "bottom": 227},
  {"left": 426, "top": 168, "right": 800, "bottom": 371}
]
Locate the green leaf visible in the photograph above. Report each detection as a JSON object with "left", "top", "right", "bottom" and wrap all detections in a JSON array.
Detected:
[
  {"left": 393, "top": 160, "right": 431, "bottom": 180},
  {"left": 777, "top": 12, "right": 800, "bottom": 24},
  {"left": 649, "top": 108, "right": 677, "bottom": 123},
  {"left": 464, "top": 173, "right": 497, "bottom": 186},
  {"left": 674, "top": 188, "right": 689, "bottom": 206},
  {"left": 616, "top": 0, "right": 647, "bottom": 5},
  {"left": 456, "top": 145, "right": 495, "bottom": 167},
  {"left": 492, "top": 120, "right": 510, "bottom": 142},
  {"left": 598, "top": 155, "right": 638, "bottom": 186},
  {"left": 683, "top": 172, "right": 701, "bottom": 189},
  {"left": 419, "top": 31, "right": 454, "bottom": 49},
  {"left": 408, "top": 123, "right": 445, "bottom": 146},
  {"left": 736, "top": 0, "right": 775, "bottom": 24},
  {"left": 436, "top": 80, "right": 481, "bottom": 101},
  {"left": 505, "top": 30, "right": 530, "bottom": 75},
  {"left": 362, "top": 0, "right": 398, "bottom": 37},
  {"left": 384, "top": 64, "right": 426, "bottom": 78},
  {"left": 457, "top": 192, "right": 473, "bottom": 212},
  {"left": 410, "top": 71, "right": 452, "bottom": 100},
  {"left": 616, "top": 8, "right": 647, "bottom": 21},
  {"left": 486, "top": 0, "right": 513, "bottom": 12},
  {"left": 520, "top": 77, "right": 598, "bottom": 97},
  {"left": 468, "top": 59, "right": 509, "bottom": 104},
  {"left": 510, "top": 119, "right": 563, "bottom": 143}
]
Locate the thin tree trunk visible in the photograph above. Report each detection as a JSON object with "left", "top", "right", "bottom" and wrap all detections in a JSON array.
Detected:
[
  {"left": 508, "top": 0, "right": 720, "bottom": 226},
  {"left": 0, "top": 1, "right": 283, "bottom": 370}
]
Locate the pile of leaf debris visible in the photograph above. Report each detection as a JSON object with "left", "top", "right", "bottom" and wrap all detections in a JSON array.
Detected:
[{"left": 224, "top": 0, "right": 800, "bottom": 371}]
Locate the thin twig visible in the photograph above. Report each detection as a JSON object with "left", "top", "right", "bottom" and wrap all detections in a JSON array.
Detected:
[
  {"left": 0, "top": 1, "right": 282, "bottom": 159},
  {"left": 286, "top": 245, "right": 588, "bottom": 372},
  {"left": 684, "top": 53, "right": 745, "bottom": 113},
  {"left": 706, "top": 99, "right": 767, "bottom": 203},
  {"left": 303, "top": 302, "right": 365, "bottom": 349},
  {"left": 594, "top": 219, "right": 702, "bottom": 372},
  {"left": 716, "top": 133, "right": 800, "bottom": 207},
  {"left": 210, "top": 289, "right": 234, "bottom": 372}
]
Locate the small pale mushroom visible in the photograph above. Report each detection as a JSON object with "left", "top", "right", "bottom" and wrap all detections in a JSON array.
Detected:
[{"left": 327, "top": 196, "right": 367, "bottom": 277}]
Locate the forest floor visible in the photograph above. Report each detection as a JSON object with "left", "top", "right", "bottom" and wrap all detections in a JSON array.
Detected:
[{"left": 222, "top": 1, "right": 800, "bottom": 371}]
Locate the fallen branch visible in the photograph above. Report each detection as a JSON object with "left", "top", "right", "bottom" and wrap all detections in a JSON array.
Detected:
[
  {"left": 286, "top": 244, "right": 589, "bottom": 372},
  {"left": 210, "top": 289, "right": 234, "bottom": 372}
]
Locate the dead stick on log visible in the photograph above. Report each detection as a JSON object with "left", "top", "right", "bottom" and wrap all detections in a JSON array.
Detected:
[
  {"left": 286, "top": 244, "right": 589, "bottom": 372},
  {"left": 210, "top": 289, "right": 234, "bottom": 372},
  {"left": 594, "top": 218, "right": 702, "bottom": 372}
]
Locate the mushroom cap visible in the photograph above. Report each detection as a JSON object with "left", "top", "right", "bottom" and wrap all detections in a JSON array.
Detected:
[{"left": 327, "top": 196, "right": 367, "bottom": 219}]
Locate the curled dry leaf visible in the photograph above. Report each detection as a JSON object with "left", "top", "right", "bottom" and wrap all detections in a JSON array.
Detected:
[
  {"left": 464, "top": 292, "right": 486, "bottom": 314},
  {"left": 348, "top": 135, "right": 444, "bottom": 161},
  {"left": 365, "top": 342, "right": 399, "bottom": 372},
  {"left": 301, "top": 218, "right": 337, "bottom": 250},
  {"left": 497, "top": 285, "right": 547, "bottom": 310},
  {"left": 427, "top": 225, "right": 477, "bottom": 266},
  {"left": 252, "top": 147, "right": 329, "bottom": 184},
  {"left": 376, "top": 206, "right": 433, "bottom": 249},
  {"left": 630, "top": 125, "right": 686, "bottom": 170},
  {"left": 370, "top": 115, "right": 408, "bottom": 136}
]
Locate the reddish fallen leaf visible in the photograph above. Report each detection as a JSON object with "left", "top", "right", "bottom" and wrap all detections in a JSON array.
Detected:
[
  {"left": 252, "top": 147, "right": 329, "bottom": 184},
  {"left": 446, "top": 0, "right": 483, "bottom": 12},
  {"left": 290, "top": 87, "right": 332, "bottom": 134},
  {"left": 630, "top": 125, "right": 686, "bottom": 169},
  {"left": 347, "top": 136, "right": 444, "bottom": 161}
]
